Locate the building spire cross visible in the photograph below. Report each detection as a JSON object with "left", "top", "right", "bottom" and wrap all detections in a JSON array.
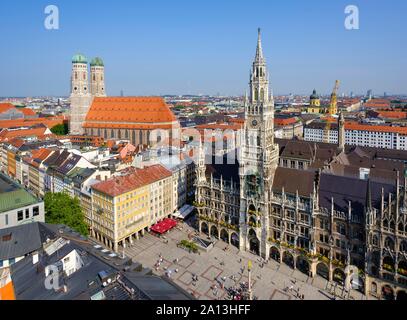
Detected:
[{"left": 255, "top": 27, "right": 264, "bottom": 63}]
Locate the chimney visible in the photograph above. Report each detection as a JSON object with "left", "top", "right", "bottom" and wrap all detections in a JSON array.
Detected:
[{"left": 32, "top": 252, "right": 39, "bottom": 265}]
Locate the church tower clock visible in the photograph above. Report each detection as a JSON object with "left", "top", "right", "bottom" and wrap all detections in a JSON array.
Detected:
[{"left": 239, "top": 29, "right": 280, "bottom": 258}]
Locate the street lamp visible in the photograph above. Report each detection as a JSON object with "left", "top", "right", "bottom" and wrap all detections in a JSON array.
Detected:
[{"left": 248, "top": 260, "right": 253, "bottom": 300}]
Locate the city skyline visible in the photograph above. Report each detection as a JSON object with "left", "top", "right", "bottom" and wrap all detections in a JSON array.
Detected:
[{"left": 0, "top": 0, "right": 406, "bottom": 97}]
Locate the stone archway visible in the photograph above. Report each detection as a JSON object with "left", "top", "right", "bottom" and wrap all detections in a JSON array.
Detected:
[
  {"left": 333, "top": 268, "right": 346, "bottom": 285},
  {"left": 248, "top": 229, "right": 260, "bottom": 255},
  {"left": 381, "top": 285, "right": 395, "bottom": 300},
  {"left": 282, "top": 251, "right": 294, "bottom": 269},
  {"left": 397, "top": 291, "right": 407, "bottom": 301},
  {"left": 220, "top": 229, "right": 229, "bottom": 243},
  {"left": 317, "top": 262, "right": 329, "bottom": 280},
  {"left": 231, "top": 232, "right": 239, "bottom": 248},
  {"left": 201, "top": 222, "right": 209, "bottom": 235},
  {"left": 370, "top": 282, "right": 378, "bottom": 296},
  {"left": 296, "top": 255, "right": 310, "bottom": 275},
  {"left": 210, "top": 225, "right": 219, "bottom": 239},
  {"left": 270, "top": 247, "right": 280, "bottom": 262}
]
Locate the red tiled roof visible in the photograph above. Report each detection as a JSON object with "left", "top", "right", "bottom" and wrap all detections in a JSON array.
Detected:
[
  {"left": 377, "top": 111, "right": 407, "bottom": 119},
  {"left": 274, "top": 117, "right": 298, "bottom": 126},
  {"left": 33, "top": 148, "right": 53, "bottom": 161},
  {"left": 84, "top": 97, "right": 177, "bottom": 127},
  {"left": 0, "top": 116, "right": 66, "bottom": 129},
  {"left": 19, "top": 108, "right": 36, "bottom": 116},
  {"left": 0, "top": 103, "right": 15, "bottom": 113},
  {"left": 364, "top": 99, "right": 391, "bottom": 109},
  {"left": 345, "top": 123, "right": 407, "bottom": 135},
  {"left": 92, "top": 164, "right": 172, "bottom": 197},
  {"left": 0, "top": 127, "right": 52, "bottom": 142}
]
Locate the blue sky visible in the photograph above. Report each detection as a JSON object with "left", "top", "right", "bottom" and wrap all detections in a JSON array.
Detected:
[{"left": 0, "top": 0, "right": 406, "bottom": 97}]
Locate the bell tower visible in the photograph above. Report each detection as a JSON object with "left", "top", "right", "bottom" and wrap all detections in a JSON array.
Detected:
[
  {"left": 239, "top": 29, "right": 279, "bottom": 258},
  {"left": 69, "top": 53, "right": 93, "bottom": 135},
  {"left": 90, "top": 57, "right": 106, "bottom": 97}
]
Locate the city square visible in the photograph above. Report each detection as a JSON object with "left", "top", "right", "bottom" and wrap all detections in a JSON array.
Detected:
[{"left": 123, "top": 220, "right": 369, "bottom": 300}]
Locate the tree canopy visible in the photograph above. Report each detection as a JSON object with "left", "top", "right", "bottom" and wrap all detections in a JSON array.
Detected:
[
  {"left": 50, "top": 123, "right": 69, "bottom": 136},
  {"left": 44, "top": 192, "right": 89, "bottom": 236}
]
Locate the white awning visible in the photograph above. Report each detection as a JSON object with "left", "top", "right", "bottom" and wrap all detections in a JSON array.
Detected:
[{"left": 172, "top": 204, "right": 195, "bottom": 220}]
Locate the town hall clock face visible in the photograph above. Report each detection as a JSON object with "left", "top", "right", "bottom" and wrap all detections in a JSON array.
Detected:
[{"left": 251, "top": 119, "right": 258, "bottom": 128}]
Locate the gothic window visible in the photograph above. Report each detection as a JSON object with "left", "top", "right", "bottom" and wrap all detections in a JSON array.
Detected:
[
  {"left": 93, "top": 75, "right": 96, "bottom": 81},
  {"left": 390, "top": 221, "right": 395, "bottom": 231},
  {"left": 336, "top": 223, "right": 346, "bottom": 235},
  {"left": 257, "top": 135, "right": 261, "bottom": 146},
  {"left": 383, "top": 219, "right": 389, "bottom": 229},
  {"left": 399, "top": 223, "right": 404, "bottom": 233},
  {"left": 260, "top": 88, "right": 264, "bottom": 101},
  {"left": 400, "top": 241, "right": 407, "bottom": 253},
  {"left": 254, "top": 90, "right": 258, "bottom": 101},
  {"left": 75, "top": 72, "right": 78, "bottom": 80},
  {"left": 83, "top": 73, "right": 86, "bottom": 80},
  {"left": 384, "top": 237, "right": 395, "bottom": 251}
]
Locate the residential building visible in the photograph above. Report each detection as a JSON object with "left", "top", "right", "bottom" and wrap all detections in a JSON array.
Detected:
[
  {"left": 0, "top": 173, "right": 44, "bottom": 230},
  {"left": 91, "top": 164, "right": 172, "bottom": 252},
  {"left": 304, "top": 121, "right": 407, "bottom": 150},
  {"left": 4, "top": 222, "right": 193, "bottom": 300}
]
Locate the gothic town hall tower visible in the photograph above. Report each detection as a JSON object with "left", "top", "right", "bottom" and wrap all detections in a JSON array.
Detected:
[{"left": 239, "top": 28, "right": 280, "bottom": 257}]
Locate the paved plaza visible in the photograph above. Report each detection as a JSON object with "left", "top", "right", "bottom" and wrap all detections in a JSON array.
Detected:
[{"left": 123, "top": 221, "right": 369, "bottom": 300}]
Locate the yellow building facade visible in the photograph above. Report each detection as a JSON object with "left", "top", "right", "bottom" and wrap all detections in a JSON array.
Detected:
[{"left": 91, "top": 164, "right": 173, "bottom": 252}]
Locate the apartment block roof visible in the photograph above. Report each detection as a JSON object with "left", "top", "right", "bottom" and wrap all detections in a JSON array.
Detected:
[
  {"left": 9, "top": 223, "right": 193, "bottom": 300},
  {"left": 92, "top": 164, "right": 172, "bottom": 197},
  {"left": 0, "top": 174, "right": 40, "bottom": 214}
]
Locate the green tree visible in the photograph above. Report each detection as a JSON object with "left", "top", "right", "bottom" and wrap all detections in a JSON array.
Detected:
[
  {"left": 51, "top": 123, "right": 69, "bottom": 136},
  {"left": 44, "top": 192, "right": 89, "bottom": 236}
]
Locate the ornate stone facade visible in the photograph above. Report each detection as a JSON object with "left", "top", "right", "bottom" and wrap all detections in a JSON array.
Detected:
[{"left": 195, "top": 29, "right": 407, "bottom": 300}]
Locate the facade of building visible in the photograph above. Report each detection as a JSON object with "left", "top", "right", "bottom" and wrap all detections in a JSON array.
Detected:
[
  {"left": 304, "top": 121, "right": 407, "bottom": 150},
  {"left": 195, "top": 30, "right": 407, "bottom": 300}
]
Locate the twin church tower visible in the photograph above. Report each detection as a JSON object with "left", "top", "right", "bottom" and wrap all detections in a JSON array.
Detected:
[{"left": 69, "top": 54, "right": 106, "bottom": 135}]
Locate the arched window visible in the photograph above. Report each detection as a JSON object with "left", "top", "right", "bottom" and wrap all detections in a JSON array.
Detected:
[
  {"left": 254, "top": 90, "right": 259, "bottom": 101},
  {"left": 385, "top": 237, "right": 395, "bottom": 251},
  {"left": 260, "top": 88, "right": 265, "bottom": 101},
  {"left": 372, "top": 235, "right": 379, "bottom": 246}
]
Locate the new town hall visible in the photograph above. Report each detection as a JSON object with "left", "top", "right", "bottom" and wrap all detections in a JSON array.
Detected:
[{"left": 196, "top": 29, "right": 407, "bottom": 300}]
